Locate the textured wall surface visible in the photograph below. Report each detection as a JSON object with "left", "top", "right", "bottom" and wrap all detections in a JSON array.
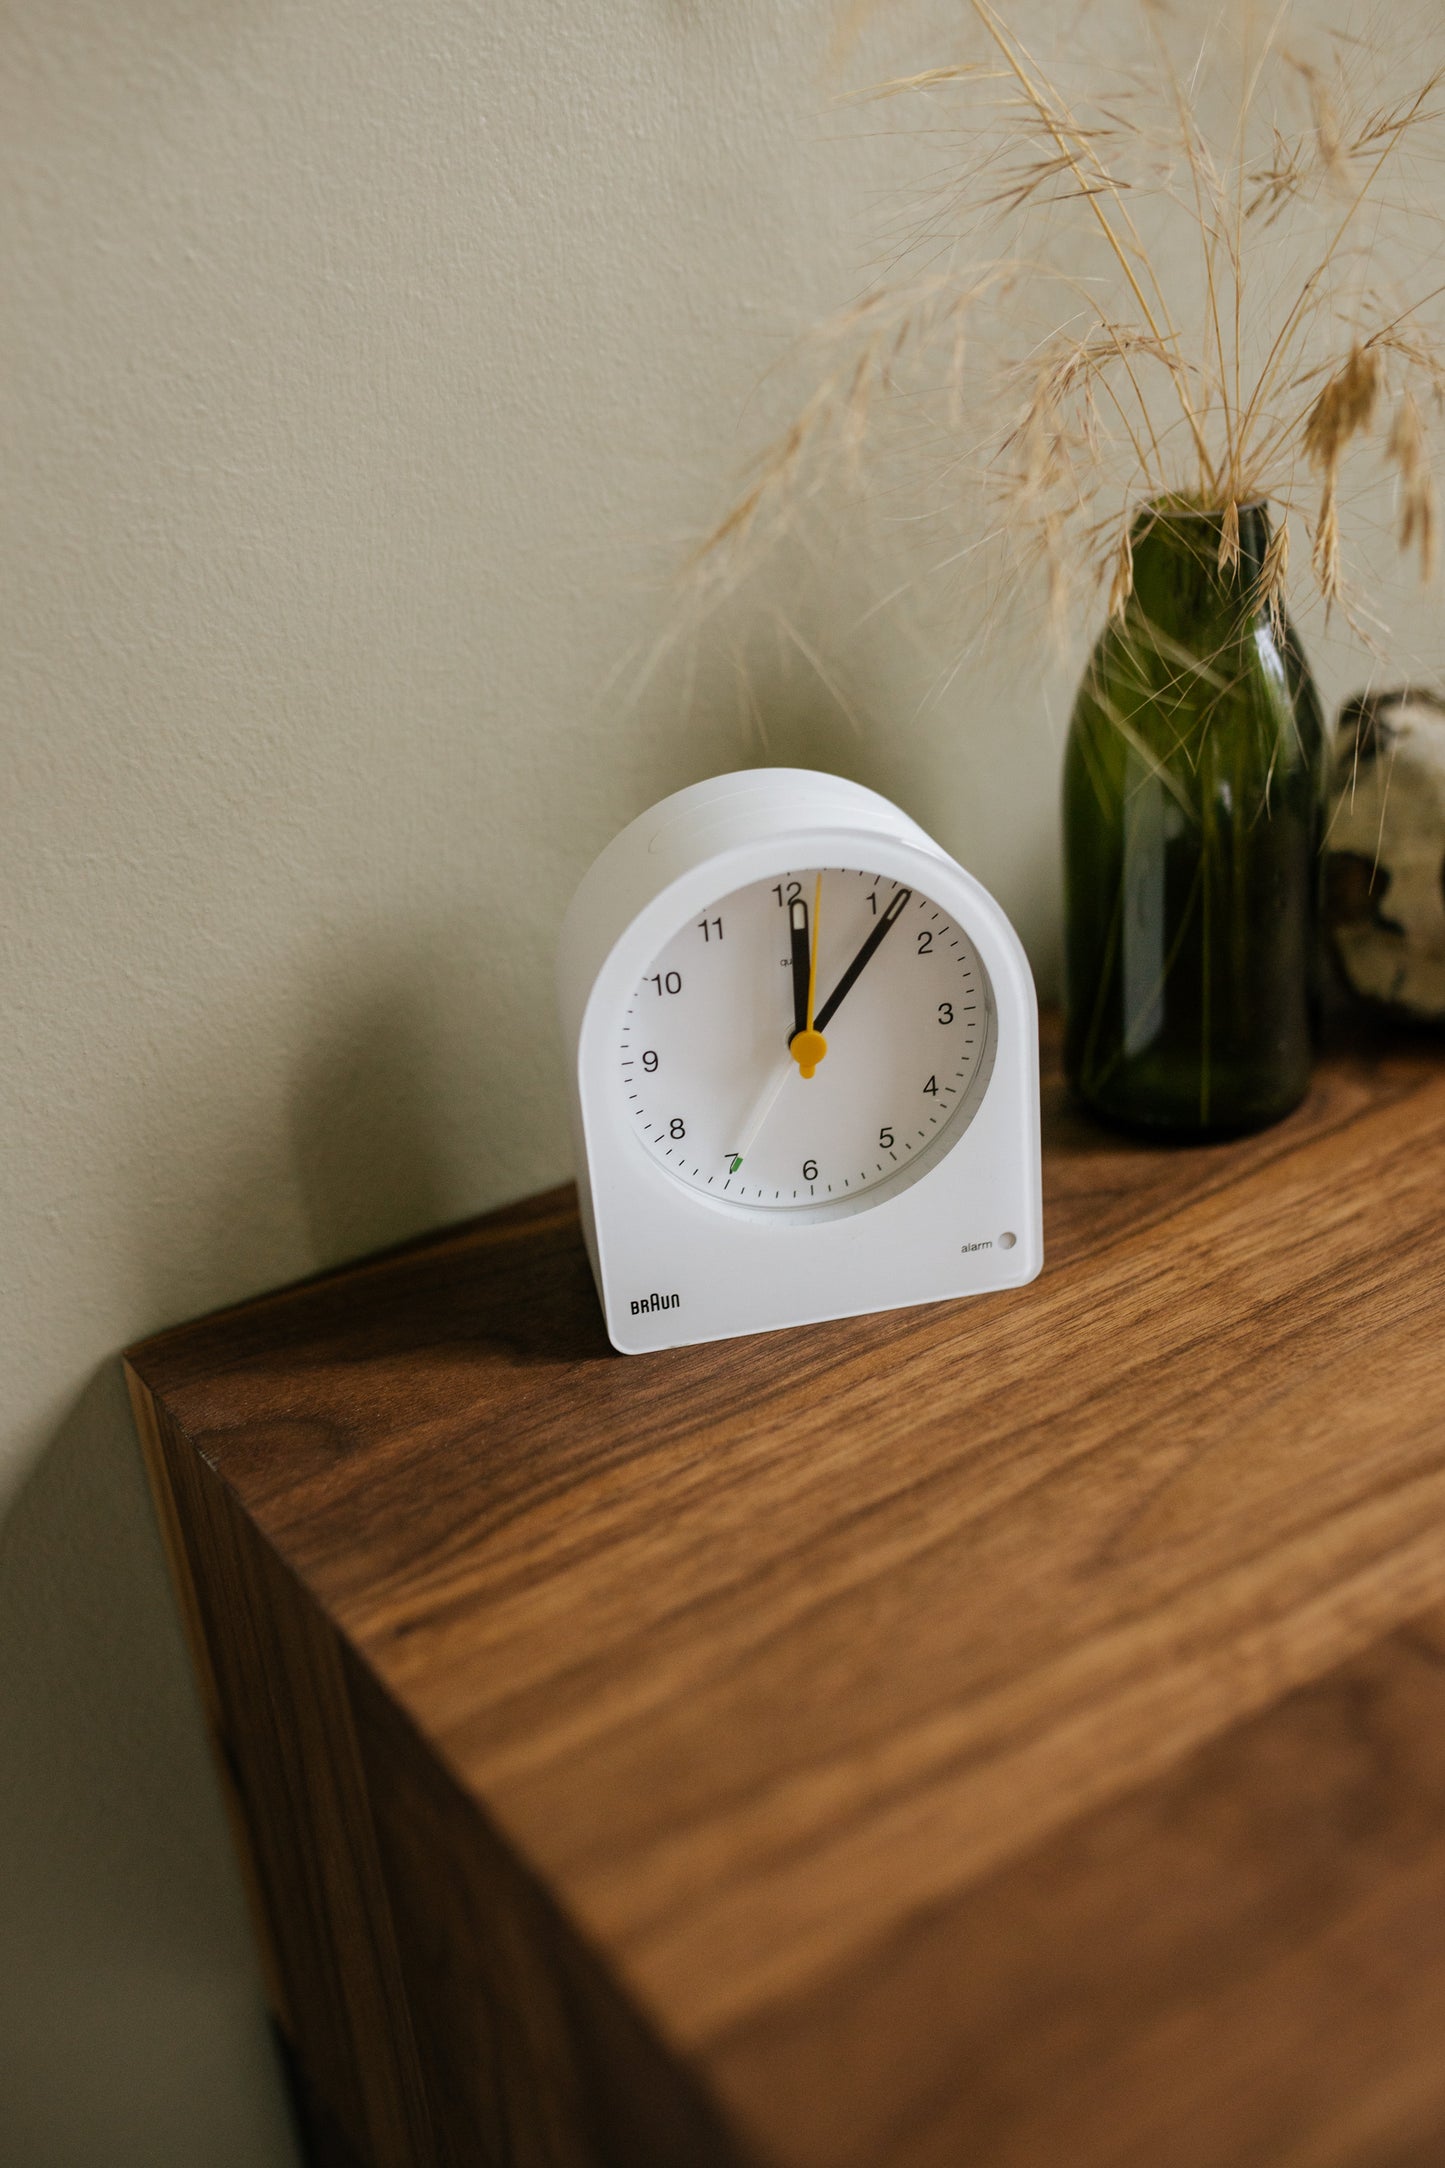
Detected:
[{"left": 3, "top": 0, "right": 1441, "bottom": 2161}]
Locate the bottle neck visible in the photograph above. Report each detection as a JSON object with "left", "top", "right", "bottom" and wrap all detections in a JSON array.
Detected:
[{"left": 1128, "top": 502, "right": 1272, "bottom": 645}]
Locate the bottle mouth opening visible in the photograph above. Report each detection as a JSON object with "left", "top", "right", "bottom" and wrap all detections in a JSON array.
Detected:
[{"left": 1141, "top": 497, "right": 1269, "bottom": 520}]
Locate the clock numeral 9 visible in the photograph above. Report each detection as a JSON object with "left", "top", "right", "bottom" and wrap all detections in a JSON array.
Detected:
[
  {"left": 879, "top": 1126, "right": 894, "bottom": 1150},
  {"left": 938, "top": 1001, "right": 954, "bottom": 1025},
  {"left": 645, "top": 971, "right": 682, "bottom": 996},
  {"left": 642, "top": 1049, "right": 659, "bottom": 1072},
  {"left": 669, "top": 1117, "right": 686, "bottom": 1139},
  {"left": 802, "top": 1159, "right": 818, "bottom": 1182}
]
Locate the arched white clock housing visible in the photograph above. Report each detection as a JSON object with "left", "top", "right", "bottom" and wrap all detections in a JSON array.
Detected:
[{"left": 557, "top": 769, "right": 1042, "bottom": 1352}]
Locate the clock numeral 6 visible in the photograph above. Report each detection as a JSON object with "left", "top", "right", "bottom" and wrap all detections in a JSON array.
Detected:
[
  {"left": 645, "top": 971, "right": 682, "bottom": 996},
  {"left": 802, "top": 1159, "right": 818, "bottom": 1182},
  {"left": 669, "top": 1117, "right": 686, "bottom": 1139},
  {"left": 879, "top": 1126, "right": 894, "bottom": 1150},
  {"left": 642, "top": 1049, "right": 659, "bottom": 1072}
]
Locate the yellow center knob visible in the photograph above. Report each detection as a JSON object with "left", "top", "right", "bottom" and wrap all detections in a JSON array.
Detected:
[{"left": 790, "top": 1027, "right": 828, "bottom": 1080}]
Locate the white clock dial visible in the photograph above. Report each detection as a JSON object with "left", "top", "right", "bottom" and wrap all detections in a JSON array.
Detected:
[{"left": 619, "top": 868, "right": 995, "bottom": 1209}]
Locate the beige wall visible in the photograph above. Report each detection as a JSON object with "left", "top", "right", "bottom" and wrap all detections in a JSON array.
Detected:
[{"left": 3, "top": 1, "right": 1441, "bottom": 2160}]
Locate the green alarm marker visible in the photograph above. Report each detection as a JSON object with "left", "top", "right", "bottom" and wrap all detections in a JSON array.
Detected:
[{"left": 729, "top": 1154, "right": 743, "bottom": 1173}]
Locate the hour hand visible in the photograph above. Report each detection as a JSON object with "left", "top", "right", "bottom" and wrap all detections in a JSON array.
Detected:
[{"left": 788, "top": 896, "right": 811, "bottom": 1045}]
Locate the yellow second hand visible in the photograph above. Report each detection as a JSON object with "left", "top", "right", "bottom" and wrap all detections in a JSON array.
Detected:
[{"left": 792, "top": 872, "right": 828, "bottom": 1080}]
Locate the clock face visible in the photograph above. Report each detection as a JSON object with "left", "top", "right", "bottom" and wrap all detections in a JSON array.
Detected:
[{"left": 619, "top": 867, "right": 995, "bottom": 1209}]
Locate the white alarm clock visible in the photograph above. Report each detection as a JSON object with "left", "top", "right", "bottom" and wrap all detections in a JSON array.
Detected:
[{"left": 556, "top": 769, "right": 1042, "bottom": 1352}]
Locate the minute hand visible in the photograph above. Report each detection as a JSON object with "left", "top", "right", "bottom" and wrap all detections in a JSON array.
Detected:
[{"left": 813, "top": 886, "right": 912, "bottom": 1034}]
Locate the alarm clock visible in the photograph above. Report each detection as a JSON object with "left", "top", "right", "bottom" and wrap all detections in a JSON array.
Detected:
[{"left": 556, "top": 769, "right": 1042, "bottom": 1352}]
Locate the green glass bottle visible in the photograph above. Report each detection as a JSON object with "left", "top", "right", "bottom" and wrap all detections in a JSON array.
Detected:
[{"left": 1062, "top": 501, "right": 1324, "bottom": 1135}]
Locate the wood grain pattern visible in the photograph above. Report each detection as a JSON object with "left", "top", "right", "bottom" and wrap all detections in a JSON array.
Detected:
[{"left": 125, "top": 1014, "right": 1445, "bottom": 2168}]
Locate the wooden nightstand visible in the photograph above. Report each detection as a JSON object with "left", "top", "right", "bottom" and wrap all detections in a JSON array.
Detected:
[{"left": 125, "top": 1017, "right": 1445, "bottom": 2168}]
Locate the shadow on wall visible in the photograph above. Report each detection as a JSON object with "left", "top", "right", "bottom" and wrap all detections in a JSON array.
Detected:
[
  {"left": 283, "top": 917, "right": 574, "bottom": 1276},
  {"left": 726, "top": 664, "right": 1060, "bottom": 947},
  {"left": 0, "top": 1366, "right": 303, "bottom": 2168},
  {"left": 707, "top": 585, "right": 1071, "bottom": 995},
  {"left": 731, "top": 669, "right": 922, "bottom": 818},
  {"left": 0, "top": 926, "right": 554, "bottom": 2167},
  {"left": 288, "top": 964, "right": 465, "bottom": 1271}
]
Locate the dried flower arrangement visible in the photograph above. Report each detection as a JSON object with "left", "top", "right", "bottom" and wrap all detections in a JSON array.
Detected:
[
  {"left": 692, "top": 0, "right": 1445, "bottom": 644},
  {"left": 685, "top": 0, "right": 1445, "bottom": 1137}
]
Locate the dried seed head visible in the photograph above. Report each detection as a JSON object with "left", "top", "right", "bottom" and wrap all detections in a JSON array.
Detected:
[
  {"left": 1107, "top": 522, "right": 1134, "bottom": 620},
  {"left": 1312, "top": 494, "right": 1342, "bottom": 605},
  {"left": 1301, "top": 346, "right": 1383, "bottom": 607},
  {"left": 1302, "top": 345, "right": 1381, "bottom": 482},
  {"left": 1247, "top": 126, "right": 1311, "bottom": 224},
  {"left": 1258, "top": 515, "right": 1291, "bottom": 640},
  {"left": 1293, "top": 56, "right": 1352, "bottom": 186},
  {"left": 1218, "top": 498, "right": 1241, "bottom": 575},
  {"left": 1044, "top": 512, "right": 1070, "bottom": 634},
  {"left": 841, "top": 346, "right": 875, "bottom": 472},
  {"left": 1388, "top": 391, "right": 1437, "bottom": 580}
]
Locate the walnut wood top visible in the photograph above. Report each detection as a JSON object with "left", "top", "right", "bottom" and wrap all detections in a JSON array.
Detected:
[{"left": 128, "top": 1016, "right": 1445, "bottom": 2168}]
